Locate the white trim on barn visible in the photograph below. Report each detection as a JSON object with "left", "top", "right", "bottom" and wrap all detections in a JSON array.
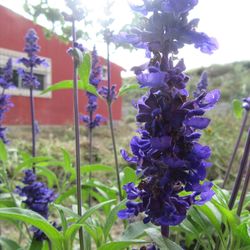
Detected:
[{"left": 0, "top": 47, "right": 52, "bottom": 98}]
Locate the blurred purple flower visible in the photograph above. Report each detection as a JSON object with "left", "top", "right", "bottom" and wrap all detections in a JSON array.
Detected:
[
  {"left": 80, "top": 46, "right": 105, "bottom": 129},
  {"left": 0, "top": 59, "right": 14, "bottom": 144}
]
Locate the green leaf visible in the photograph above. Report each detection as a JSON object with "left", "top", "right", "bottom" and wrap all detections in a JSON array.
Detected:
[
  {"left": 78, "top": 80, "right": 98, "bottom": 96},
  {"left": 41, "top": 80, "right": 73, "bottom": 95},
  {"left": 0, "top": 140, "right": 8, "bottom": 163},
  {"left": 0, "top": 208, "right": 62, "bottom": 249},
  {"left": 36, "top": 166, "right": 59, "bottom": 188},
  {"left": 103, "top": 199, "right": 127, "bottom": 240},
  {"left": 81, "top": 164, "right": 114, "bottom": 174},
  {"left": 0, "top": 237, "right": 22, "bottom": 250},
  {"left": 61, "top": 148, "right": 73, "bottom": 173},
  {"left": 29, "top": 237, "right": 43, "bottom": 250},
  {"left": 97, "top": 240, "right": 147, "bottom": 250},
  {"left": 121, "top": 166, "right": 137, "bottom": 186},
  {"left": 55, "top": 186, "right": 76, "bottom": 204},
  {"left": 118, "top": 83, "right": 139, "bottom": 96},
  {"left": 15, "top": 156, "right": 51, "bottom": 174},
  {"left": 144, "top": 228, "right": 183, "bottom": 250},
  {"left": 233, "top": 99, "right": 243, "bottom": 119},
  {"left": 79, "top": 53, "right": 91, "bottom": 84},
  {"left": 65, "top": 200, "right": 115, "bottom": 242},
  {"left": 121, "top": 221, "right": 152, "bottom": 241}
]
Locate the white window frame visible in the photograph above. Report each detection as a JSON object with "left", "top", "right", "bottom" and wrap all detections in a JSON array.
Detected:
[
  {"left": 102, "top": 65, "right": 108, "bottom": 81},
  {"left": 0, "top": 47, "right": 52, "bottom": 98}
]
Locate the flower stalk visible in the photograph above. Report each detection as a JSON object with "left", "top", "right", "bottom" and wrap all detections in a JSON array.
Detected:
[
  {"left": 106, "top": 38, "right": 122, "bottom": 201},
  {"left": 228, "top": 128, "right": 250, "bottom": 210},
  {"left": 223, "top": 99, "right": 249, "bottom": 188},
  {"left": 71, "top": 20, "right": 84, "bottom": 250}
]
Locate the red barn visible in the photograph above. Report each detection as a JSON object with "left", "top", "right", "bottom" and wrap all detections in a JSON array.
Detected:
[{"left": 0, "top": 5, "right": 123, "bottom": 125}]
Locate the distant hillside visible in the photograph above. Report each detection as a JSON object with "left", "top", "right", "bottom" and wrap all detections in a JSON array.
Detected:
[{"left": 122, "top": 61, "right": 250, "bottom": 103}]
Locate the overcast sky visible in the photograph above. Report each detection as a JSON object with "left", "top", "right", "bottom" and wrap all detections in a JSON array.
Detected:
[{"left": 1, "top": 0, "right": 250, "bottom": 76}]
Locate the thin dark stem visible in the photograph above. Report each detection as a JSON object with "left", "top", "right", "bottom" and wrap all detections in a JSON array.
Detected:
[
  {"left": 237, "top": 160, "right": 250, "bottom": 216},
  {"left": 107, "top": 103, "right": 122, "bottom": 201},
  {"left": 88, "top": 111, "right": 93, "bottom": 206},
  {"left": 72, "top": 20, "right": 84, "bottom": 250},
  {"left": 228, "top": 128, "right": 250, "bottom": 210},
  {"left": 106, "top": 40, "right": 122, "bottom": 201},
  {"left": 223, "top": 111, "right": 249, "bottom": 188},
  {"left": 29, "top": 85, "right": 36, "bottom": 173}
]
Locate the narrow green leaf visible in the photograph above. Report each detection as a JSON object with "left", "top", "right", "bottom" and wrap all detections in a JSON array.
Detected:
[
  {"left": 121, "top": 166, "right": 137, "bottom": 187},
  {"left": 81, "top": 164, "right": 114, "bottom": 174},
  {"left": 41, "top": 80, "right": 73, "bottom": 95},
  {"left": 144, "top": 228, "right": 183, "bottom": 250},
  {"left": 36, "top": 166, "right": 59, "bottom": 188},
  {"left": 0, "top": 237, "right": 22, "bottom": 250},
  {"left": 65, "top": 200, "right": 115, "bottom": 242},
  {"left": 76, "top": 199, "right": 115, "bottom": 224},
  {"left": 29, "top": 237, "right": 43, "bottom": 250},
  {"left": 233, "top": 99, "right": 243, "bottom": 119},
  {"left": 97, "top": 240, "right": 147, "bottom": 250},
  {"left": 121, "top": 221, "right": 152, "bottom": 241},
  {"left": 78, "top": 80, "right": 98, "bottom": 96},
  {"left": 0, "top": 140, "right": 8, "bottom": 163},
  {"left": 118, "top": 83, "right": 139, "bottom": 96},
  {"left": 79, "top": 53, "right": 91, "bottom": 84},
  {"left": 55, "top": 186, "right": 76, "bottom": 204},
  {"left": 0, "top": 208, "right": 62, "bottom": 249},
  {"left": 15, "top": 156, "right": 51, "bottom": 173},
  {"left": 61, "top": 148, "right": 73, "bottom": 173},
  {"left": 103, "top": 199, "right": 127, "bottom": 240}
]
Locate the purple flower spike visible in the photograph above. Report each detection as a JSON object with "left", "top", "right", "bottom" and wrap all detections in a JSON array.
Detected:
[
  {"left": 118, "top": 0, "right": 220, "bottom": 235},
  {"left": 81, "top": 46, "right": 105, "bottom": 129},
  {"left": 16, "top": 170, "right": 56, "bottom": 219},
  {"left": 18, "top": 29, "right": 47, "bottom": 88},
  {"left": 0, "top": 59, "right": 14, "bottom": 144}
]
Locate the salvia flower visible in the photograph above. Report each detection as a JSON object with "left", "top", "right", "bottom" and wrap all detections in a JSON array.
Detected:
[
  {"left": 193, "top": 71, "right": 208, "bottom": 97},
  {"left": 0, "top": 58, "right": 14, "bottom": 144},
  {"left": 81, "top": 46, "right": 105, "bottom": 129},
  {"left": 99, "top": 85, "right": 117, "bottom": 104},
  {"left": 16, "top": 170, "right": 56, "bottom": 219},
  {"left": 118, "top": 0, "right": 220, "bottom": 236},
  {"left": 18, "top": 29, "right": 47, "bottom": 88}
]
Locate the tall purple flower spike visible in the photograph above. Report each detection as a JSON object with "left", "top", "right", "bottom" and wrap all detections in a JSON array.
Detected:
[
  {"left": 81, "top": 46, "right": 105, "bottom": 128},
  {"left": 0, "top": 58, "right": 14, "bottom": 144},
  {"left": 18, "top": 29, "right": 47, "bottom": 88},
  {"left": 117, "top": 0, "right": 220, "bottom": 236}
]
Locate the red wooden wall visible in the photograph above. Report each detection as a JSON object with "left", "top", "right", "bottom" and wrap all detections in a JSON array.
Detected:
[{"left": 0, "top": 5, "right": 123, "bottom": 125}]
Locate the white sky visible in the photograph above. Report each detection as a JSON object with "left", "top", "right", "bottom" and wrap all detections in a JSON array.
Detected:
[{"left": 1, "top": 0, "right": 250, "bottom": 76}]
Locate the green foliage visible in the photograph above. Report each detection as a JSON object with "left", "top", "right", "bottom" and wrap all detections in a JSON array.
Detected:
[
  {"left": 232, "top": 99, "right": 244, "bottom": 119},
  {"left": 41, "top": 53, "right": 98, "bottom": 96}
]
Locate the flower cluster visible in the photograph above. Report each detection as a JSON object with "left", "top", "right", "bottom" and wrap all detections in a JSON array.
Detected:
[
  {"left": 18, "top": 29, "right": 47, "bottom": 88},
  {"left": 16, "top": 170, "right": 56, "bottom": 218},
  {"left": 117, "top": 0, "right": 220, "bottom": 236},
  {"left": 81, "top": 47, "right": 105, "bottom": 129},
  {"left": 99, "top": 85, "right": 117, "bottom": 104},
  {"left": 0, "top": 59, "right": 14, "bottom": 144},
  {"left": 16, "top": 170, "right": 57, "bottom": 239}
]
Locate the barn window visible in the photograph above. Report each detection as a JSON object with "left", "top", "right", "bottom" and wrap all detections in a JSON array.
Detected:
[
  {"left": 0, "top": 48, "right": 52, "bottom": 98},
  {"left": 102, "top": 65, "right": 108, "bottom": 81}
]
